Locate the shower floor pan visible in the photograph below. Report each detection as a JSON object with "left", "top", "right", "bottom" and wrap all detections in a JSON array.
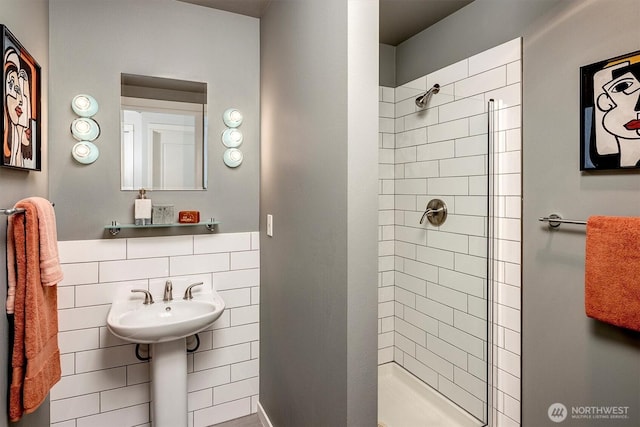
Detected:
[{"left": 378, "top": 363, "right": 483, "bottom": 427}]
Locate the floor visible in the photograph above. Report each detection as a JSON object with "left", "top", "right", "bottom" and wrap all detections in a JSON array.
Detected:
[{"left": 215, "top": 414, "right": 262, "bottom": 427}]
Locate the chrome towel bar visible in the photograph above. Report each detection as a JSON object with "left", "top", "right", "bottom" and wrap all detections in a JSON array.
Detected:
[
  {"left": 2, "top": 202, "right": 54, "bottom": 216},
  {"left": 1, "top": 208, "right": 26, "bottom": 216},
  {"left": 539, "top": 213, "right": 587, "bottom": 228}
]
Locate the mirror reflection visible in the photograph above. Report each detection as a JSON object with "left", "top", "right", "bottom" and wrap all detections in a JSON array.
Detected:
[{"left": 120, "top": 73, "right": 207, "bottom": 191}]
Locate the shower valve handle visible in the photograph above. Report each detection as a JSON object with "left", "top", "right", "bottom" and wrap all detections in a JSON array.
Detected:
[
  {"left": 419, "top": 199, "right": 448, "bottom": 227},
  {"left": 420, "top": 208, "right": 443, "bottom": 224}
]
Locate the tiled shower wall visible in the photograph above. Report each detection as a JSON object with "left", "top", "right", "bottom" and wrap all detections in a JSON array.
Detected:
[
  {"left": 378, "top": 38, "right": 522, "bottom": 426},
  {"left": 51, "top": 232, "right": 260, "bottom": 427}
]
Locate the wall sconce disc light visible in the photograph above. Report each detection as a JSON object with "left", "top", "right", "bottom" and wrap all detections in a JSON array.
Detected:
[
  {"left": 71, "top": 141, "right": 100, "bottom": 164},
  {"left": 222, "top": 108, "right": 243, "bottom": 128},
  {"left": 223, "top": 148, "right": 243, "bottom": 168},
  {"left": 71, "top": 94, "right": 99, "bottom": 117},
  {"left": 221, "top": 128, "right": 243, "bottom": 148},
  {"left": 70, "top": 94, "right": 100, "bottom": 164},
  {"left": 71, "top": 117, "right": 100, "bottom": 141}
]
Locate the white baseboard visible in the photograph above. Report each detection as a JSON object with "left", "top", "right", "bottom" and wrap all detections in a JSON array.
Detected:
[{"left": 257, "top": 401, "right": 274, "bottom": 427}]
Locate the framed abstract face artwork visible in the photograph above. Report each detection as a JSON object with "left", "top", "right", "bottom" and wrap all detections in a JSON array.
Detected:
[
  {"left": 581, "top": 50, "right": 640, "bottom": 170},
  {"left": 2, "top": 25, "right": 41, "bottom": 171}
]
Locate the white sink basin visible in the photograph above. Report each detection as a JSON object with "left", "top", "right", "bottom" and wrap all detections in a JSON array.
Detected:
[{"left": 107, "top": 291, "right": 225, "bottom": 344}]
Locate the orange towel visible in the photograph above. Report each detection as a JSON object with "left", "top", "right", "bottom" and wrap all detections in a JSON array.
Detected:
[
  {"left": 8, "top": 201, "right": 61, "bottom": 421},
  {"left": 6, "top": 197, "right": 62, "bottom": 314},
  {"left": 585, "top": 216, "right": 640, "bottom": 331}
]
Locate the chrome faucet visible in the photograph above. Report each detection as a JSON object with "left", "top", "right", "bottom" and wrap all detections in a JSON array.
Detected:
[
  {"left": 131, "top": 289, "right": 154, "bottom": 305},
  {"left": 183, "top": 282, "right": 204, "bottom": 300},
  {"left": 163, "top": 280, "right": 173, "bottom": 302}
]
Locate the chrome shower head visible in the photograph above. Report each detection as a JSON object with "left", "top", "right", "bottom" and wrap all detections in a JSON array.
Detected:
[{"left": 415, "top": 84, "right": 440, "bottom": 109}]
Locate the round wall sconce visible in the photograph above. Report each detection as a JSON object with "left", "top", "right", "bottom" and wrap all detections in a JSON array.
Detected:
[
  {"left": 221, "top": 128, "right": 243, "bottom": 148},
  {"left": 71, "top": 117, "right": 100, "bottom": 141},
  {"left": 71, "top": 141, "right": 100, "bottom": 164},
  {"left": 222, "top": 108, "right": 243, "bottom": 128},
  {"left": 71, "top": 94, "right": 99, "bottom": 117},
  {"left": 223, "top": 148, "right": 243, "bottom": 168}
]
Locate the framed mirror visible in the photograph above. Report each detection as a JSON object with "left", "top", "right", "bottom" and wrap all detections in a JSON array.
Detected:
[{"left": 120, "top": 73, "right": 207, "bottom": 190}]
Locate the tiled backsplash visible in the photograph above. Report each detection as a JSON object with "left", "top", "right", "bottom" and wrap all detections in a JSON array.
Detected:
[
  {"left": 51, "top": 232, "right": 260, "bottom": 427},
  {"left": 378, "top": 38, "right": 522, "bottom": 426}
]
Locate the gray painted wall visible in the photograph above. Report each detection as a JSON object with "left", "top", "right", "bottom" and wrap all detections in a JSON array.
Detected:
[
  {"left": 0, "top": 2, "right": 50, "bottom": 426},
  {"left": 346, "top": 3, "right": 379, "bottom": 424},
  {"left": 49, "top": 0, "right": 260, "bottom": 241},
  {"left": 379, "top": 43, "right": 395, "bottom": 87},
  {"left": 523, "top": 1, "right": 640, "bottom": 425},
  {"left": 395, "top": 0, "right": 559, "bottom": 86},
  {"left": 260, "top": 0, "right": 378, "bottom": 425},
  {"left": 398, "top": 0, "right": 640, "bottom": 426}
]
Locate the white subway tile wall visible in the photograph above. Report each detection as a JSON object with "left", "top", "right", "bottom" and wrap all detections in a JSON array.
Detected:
[
  {"left": 378, "top": 38, "right": 522, "bottom": 426},
  {"left": 51, "top": 232, "right": 260, "bottom": 427},
  {"left": 378, "top": 85, "right": 396, "bottom": 369}
]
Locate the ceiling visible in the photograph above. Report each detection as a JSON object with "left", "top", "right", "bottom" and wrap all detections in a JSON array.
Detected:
[{"left": 179, "top": 0, "right": 473, "bottom": 46}]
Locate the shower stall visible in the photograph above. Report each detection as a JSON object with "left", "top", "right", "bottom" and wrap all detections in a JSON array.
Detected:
[{"left": 377, "top": 38, "right": 522, "bottom": 427}]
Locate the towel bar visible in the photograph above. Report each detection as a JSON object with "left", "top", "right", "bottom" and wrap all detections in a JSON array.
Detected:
[
  {"left": 1, "top": 202, "right": 55, "bottom": 216},
  {"left": 1, "top": 208, "right": 26, "bottom": 216},
  {"left": 539, "top": 213, "right": 587, "bottom": 228}
]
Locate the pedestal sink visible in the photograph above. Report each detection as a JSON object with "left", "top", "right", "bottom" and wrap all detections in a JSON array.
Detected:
[{"left": 107, "top": 286, "right": 225, "bottom": 427}]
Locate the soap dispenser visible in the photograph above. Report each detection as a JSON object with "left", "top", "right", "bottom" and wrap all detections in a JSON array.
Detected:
[{"left": 134, "top": 188, "right": 152, "bottom": 225}]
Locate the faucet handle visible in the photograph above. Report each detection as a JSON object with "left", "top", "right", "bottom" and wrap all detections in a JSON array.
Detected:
[
  {"left": 131, "top": 289, "right": 154, "bottom": 305},
  {"left": 183, "top": 282, "right": 204, "bottom": 300}
]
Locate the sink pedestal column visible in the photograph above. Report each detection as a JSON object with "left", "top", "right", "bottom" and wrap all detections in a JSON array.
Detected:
[{"left": 151, "top": 339, "right": 188, "bottom": 427}]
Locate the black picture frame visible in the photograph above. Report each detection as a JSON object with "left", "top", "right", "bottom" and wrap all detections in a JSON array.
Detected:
[
  {"left": 2, "top": 25, "right": 41, "bottom": 171},
  {"left": 580, "top": 49, "right": 640, "bottom": 171}
]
